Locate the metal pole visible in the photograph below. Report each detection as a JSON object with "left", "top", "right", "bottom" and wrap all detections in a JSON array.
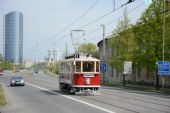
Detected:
[
  {"left": 3, "top": 14, "right": 5, "bottom": 59},
  {"left": 123, "top": 74, "right": 125, "bottom": 86},
  {"left": 71, "top": 30, "right": 84, "bottom": 53},
  {"left": 112, "top": 0, "right": 115, "bottom": 11},
  {"left": 162, "top": 0, "right": 166, "bottom": 88},
  {"left": 101, "top": 25, "right": 105, "bottom": 58},
  {"left": 101, "top": 24, "right": 105, "bottom": 82},
  {"left": 65, "top": 43, "right": 68, "bottom": 57},
  {"left": 163, "top": 0, "right": 166, "bottom": 62}
]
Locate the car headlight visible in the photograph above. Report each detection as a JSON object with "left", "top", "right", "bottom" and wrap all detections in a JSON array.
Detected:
[
  {"left": 21, "top": 80, "right": 24, "bottom": 83},
  {"left": 11, "top": 81, "right": 15, "bottom": 83}
]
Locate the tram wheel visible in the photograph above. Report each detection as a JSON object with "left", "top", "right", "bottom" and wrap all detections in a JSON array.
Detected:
[{"left": 59, "top": 83, "right": 63, "bottom": 91}]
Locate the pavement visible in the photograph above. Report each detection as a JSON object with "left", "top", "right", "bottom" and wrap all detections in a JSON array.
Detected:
[{"left": 0, "top": 71, "right": 170, "bottom": 113}]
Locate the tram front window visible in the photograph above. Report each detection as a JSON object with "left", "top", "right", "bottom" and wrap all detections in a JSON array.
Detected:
[
  {"left": 76, "top": 61, "right": 81, "bottom": 72},
  {"left": 83, "top": 61, "right": 94, "bottom": 72},
  {"left": 96, "top": 61, "right": 100, "bottom": 72}
]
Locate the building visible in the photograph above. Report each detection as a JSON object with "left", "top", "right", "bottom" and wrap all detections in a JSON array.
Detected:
[
  {"left": 97, "top": 37, "right": 170, "bottom": 86},
  {"left": 24, "top": 59, "right": 34, "bottom": 68},
  {"left": 97, "top": 38, "right": 119, "bottom": 83},
  {"left": 4, "top": 11, "right": 23, "bottom": 65}
]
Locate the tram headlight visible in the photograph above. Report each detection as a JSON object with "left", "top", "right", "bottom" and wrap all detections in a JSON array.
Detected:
[{"left": 86, "top": 78, "right": 90, "bottom": 85}]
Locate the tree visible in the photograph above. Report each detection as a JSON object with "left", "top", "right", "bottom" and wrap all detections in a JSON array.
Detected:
[
  {"left": 78, "top": 43, "right": 99, "bottom": 58},
  {"left": 133, "top": 1, "right": 170, "bottom": 70},
  {"left": 109, "top": 8, "right": 134, "bottom": 70},
  {"left": 133, "top": 1, "right": 170, "bottom": 88},
  {"left": 0, "top": 61, "right": 13, "bottom": 70},
  {"left": 0, "top": 53, "right": 2, "bottom": 59},
  {"left": 44, "top": 62, "right": 58, "bottom": 75}
]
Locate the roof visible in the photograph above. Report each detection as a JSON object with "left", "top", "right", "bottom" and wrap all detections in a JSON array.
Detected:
[
  {"left": 97, "top": 38, "right": 109, "bottom": 47},
  {"left": 61, "top": 56, "right": 100, "bottom": 62},
  {"left": 97, "top": 34, "right": 118, "bottom": 47}
]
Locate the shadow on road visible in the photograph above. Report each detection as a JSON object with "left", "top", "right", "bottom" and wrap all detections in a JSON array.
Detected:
[
  {"left": 39, "top": 89, "right": 72, "bottom": 96},
  {"left": 40, "top": 90, "right": 60, "bottom": 95}
]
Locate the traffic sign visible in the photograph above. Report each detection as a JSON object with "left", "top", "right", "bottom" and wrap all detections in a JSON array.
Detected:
[
  {"left": 123, "top": 61, "right": 132, "bottom": 75},
  {"left": 101, "top": 63, "right": 107, "bottom": 73},
  {"left": 157, "top": 61, "right": 170, "bottom": 76},
  {"left": 157, "top": 61, "right": 169, "bottom": 65}
]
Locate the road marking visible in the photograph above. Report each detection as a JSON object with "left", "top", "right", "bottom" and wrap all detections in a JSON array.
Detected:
[{"left": 26, "top": 82, "right": 116, "bottom": 113}]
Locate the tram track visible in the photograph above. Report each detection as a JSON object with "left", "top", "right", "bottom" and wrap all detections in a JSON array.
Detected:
[
  {"left": 101, "top": 90, "right": 170, "bottom": 107},
  {"left": 79, "top": 95, "right": 140, "bottom": 113},
  {"left": 82, "top": 93, "right": 170, "bottom": 113}
]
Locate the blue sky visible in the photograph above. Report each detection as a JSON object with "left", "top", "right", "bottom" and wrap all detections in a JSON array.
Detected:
[{"left": 0, "top": 0, "right": 148, "bottom": 60}]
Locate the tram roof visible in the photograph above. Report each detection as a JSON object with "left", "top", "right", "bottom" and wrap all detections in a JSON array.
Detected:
[{"left": 61, "top": 56, "right": 100, "bottom": 62}]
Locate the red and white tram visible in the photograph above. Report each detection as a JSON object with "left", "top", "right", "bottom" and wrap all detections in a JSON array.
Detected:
[{"left": 59, "top": 54, "right": 100, "bottom": 94}]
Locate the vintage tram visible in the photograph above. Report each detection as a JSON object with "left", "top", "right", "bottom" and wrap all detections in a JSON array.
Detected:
[{"left": 59, "top": 54, "right": 100, "bottom": 94}]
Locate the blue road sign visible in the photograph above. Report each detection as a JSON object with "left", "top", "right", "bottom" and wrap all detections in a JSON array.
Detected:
[
  {"left": 157, "top": 61, "right": 169, "bottom": 65},
  {"left": 157, "top": 61, "right": 170, "bottom": 76},
  {"left": 101, "top": 63, "right": 107, "bottom": 73}
]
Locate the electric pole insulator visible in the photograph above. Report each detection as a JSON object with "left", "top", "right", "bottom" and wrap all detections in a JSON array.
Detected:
[{"left": 127, "top": 0, "right": 135, "bottom": 3}]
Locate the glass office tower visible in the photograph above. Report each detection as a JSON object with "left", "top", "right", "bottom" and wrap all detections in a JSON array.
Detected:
[{"left": 4, "top": 12, "right": 23, "bottom": 65}]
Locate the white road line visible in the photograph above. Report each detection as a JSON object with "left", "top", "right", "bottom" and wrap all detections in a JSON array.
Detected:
[{"left": 26, "top": 82, "right": 116, "bottom": 113}]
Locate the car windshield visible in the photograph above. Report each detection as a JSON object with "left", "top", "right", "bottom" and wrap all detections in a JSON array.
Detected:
[{"left": 11, "top": 76, "right": 23, "bottom": 80}]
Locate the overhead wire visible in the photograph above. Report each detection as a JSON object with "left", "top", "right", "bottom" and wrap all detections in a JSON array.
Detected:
[
  {"left": 41, "top": 0, "right": 100, "bottom": 43},
  {"left": 30, "top": 0, "right": 100, "bottom": 58},
  {"left": 75, "top": 2, "right": 145, "bottom": 44},
  {"left": 35, "top": 1, "right": 146, "bottom": 59}
]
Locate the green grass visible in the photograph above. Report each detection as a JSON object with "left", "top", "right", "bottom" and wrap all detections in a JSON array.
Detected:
[
  {"left": 101, "top": 82, "right": 170, "bottom": 95},
  {"left": 0, "top": 84, "right": 7, "bottom": 107}
]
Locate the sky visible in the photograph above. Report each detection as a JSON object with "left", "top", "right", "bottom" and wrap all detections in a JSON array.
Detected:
[{"left": 0, "top": 0, "right": 148, "bottom": 61}]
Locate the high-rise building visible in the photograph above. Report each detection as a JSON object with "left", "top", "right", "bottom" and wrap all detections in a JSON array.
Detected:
[{"left": 4, "top": 11, "right": 23, "bottom": 65}]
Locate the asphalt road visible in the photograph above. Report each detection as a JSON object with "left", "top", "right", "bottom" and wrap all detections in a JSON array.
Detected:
[{"left": 0, "top": 71, "right": 170, "bottom": 113}]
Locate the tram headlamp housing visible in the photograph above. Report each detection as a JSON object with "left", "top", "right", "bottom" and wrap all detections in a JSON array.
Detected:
[{"left": 86, "top": 78, "right": 91, "bottom": 85}]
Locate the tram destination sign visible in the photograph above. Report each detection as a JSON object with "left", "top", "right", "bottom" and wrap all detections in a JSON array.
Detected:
[
  {"left": 83, "top": 74, "right": 94, "bottom": 78},
  {"left": 157, "top": 61, "right": 170, "bottom": 76}
]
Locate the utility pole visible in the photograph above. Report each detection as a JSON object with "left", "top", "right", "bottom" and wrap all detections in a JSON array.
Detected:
[
  {"left": 65, "top": 43, "right": 68, "bottom": 57},
  {"left": 112, "top": 0, "right": 115, "bottom": 11},
  {"left": 161, "top": 0, "right": 166, "bottom": 89},
  {"left": 101, "top": 24, "right": 106, "bottom": 82},
  {"left": 101, "top": 25, "right": 105, "bottom": 58},
  {"left": 3, "top": 14, "right": 5, "bottom": 59}
]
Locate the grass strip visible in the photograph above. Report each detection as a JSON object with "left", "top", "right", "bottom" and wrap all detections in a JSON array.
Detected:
[
  {"left": 0, "top": 84, "right": 7, "bottom": 107},
  {"left": 101, "top": 82, "right": 170, "bottom": 95}
]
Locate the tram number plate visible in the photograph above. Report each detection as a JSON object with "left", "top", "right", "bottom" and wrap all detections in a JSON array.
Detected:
[{"left": 83, "top": 74, "right": 94, "bottom": 77}]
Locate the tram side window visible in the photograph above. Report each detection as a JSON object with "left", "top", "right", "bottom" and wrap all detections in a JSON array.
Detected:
[
  {"left": 83, "top": 62, "right": 94, "bottom": 72},
  {"left": 76, "top": 61, "right": 81, "bottom": 72},
  {"left": 96, "top": 61, "right": 100, "bottom": 72},
  {"left": 60, "top": 62, "right": 64, "bottom": 72}
]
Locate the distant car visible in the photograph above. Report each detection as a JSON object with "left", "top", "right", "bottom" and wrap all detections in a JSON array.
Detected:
[
  {"left": 10, "top": 76, "right": 25, "bottom": 86},
  {"left": 0, "top": 72, "right": 3, "bottom": 76}
]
